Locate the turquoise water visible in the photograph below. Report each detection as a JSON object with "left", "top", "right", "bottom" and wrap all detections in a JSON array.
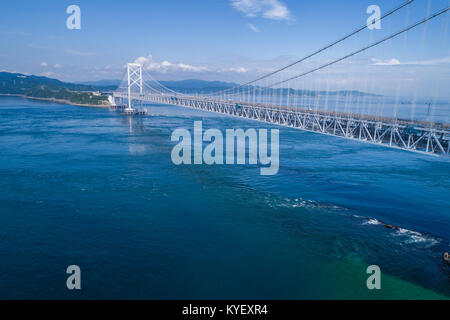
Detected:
[{"left": 0, "top": 96, "right": 449, "bottom": 299}]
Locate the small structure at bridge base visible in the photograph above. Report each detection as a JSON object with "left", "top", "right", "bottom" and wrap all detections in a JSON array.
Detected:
[
  {"left": 110, "top": 104, "right": 148, "bottom": 116},
  {"left": 121, "top": 108, "right": 147, "bottom": 116},
  {"left": 124, "top": 107, "right": 136, "bottom": 113}
]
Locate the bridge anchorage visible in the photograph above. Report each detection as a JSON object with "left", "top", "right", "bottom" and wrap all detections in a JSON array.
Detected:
[{"left": 111, "top": 4, "right": 449, "bottom": 157}]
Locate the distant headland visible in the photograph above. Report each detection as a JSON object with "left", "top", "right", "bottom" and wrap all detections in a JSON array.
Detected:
[{"left": 0, "top": 71, "right": 382, "bottom": 108}]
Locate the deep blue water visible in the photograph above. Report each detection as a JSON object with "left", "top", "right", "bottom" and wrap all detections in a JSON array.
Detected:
[{"left": 0, "top": 96, "right": 449, "bottom": 299}]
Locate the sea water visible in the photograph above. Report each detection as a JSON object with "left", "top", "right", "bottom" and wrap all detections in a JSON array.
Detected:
[{"left": 0, "top": 96, "right": 449, "bottom": 299}]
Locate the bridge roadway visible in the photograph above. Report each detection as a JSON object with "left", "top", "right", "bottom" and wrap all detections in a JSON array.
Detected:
[{"left": 112, "top": 92, "right": 450, "bottom": 156}]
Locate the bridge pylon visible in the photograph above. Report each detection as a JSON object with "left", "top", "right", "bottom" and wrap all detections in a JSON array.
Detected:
[{"left": 126, "top": 63, "right": 143, "bottom": 111}]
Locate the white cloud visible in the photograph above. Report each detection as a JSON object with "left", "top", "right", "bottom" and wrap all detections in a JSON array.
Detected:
[
  {"left": 134, "top": 54, "right": 208, "bottom": 73},
  {"left": 371, "top": 56, "right": 450, "bottom": 66},
  {"left": 371, "top": 58, "right": 401, "bottom": 66},
  {"left": 40, "top": 61, "right": 48, "bottom": 67},
  {"left": 40, "top": 71, "right": 56, "bottom": 77},
  {"left": 248, "top": 23, "right": 260, "bottom": 32},
  {"left": 133, "top": 54, "right": 254, "bottom": 76},
  {"left": 53, "top": 64, "right": 63, "bottom": 68},
  {"left": 178, "top": 63, "right": 208, "bottom": 72},
  {"left": 222, "top": 67, "right": 248, "bottom": 73},
  {"left": 231, "top": 0, "right": 291, "bottom": 21}
]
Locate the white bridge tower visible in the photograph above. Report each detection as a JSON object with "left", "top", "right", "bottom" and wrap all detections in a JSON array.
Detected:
[{"left": 126, "top": 63, "right": 143, "bottom": 112}]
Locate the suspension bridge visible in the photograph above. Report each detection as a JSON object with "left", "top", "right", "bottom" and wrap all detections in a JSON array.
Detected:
[{"left": 111, "top": 2, "right": 449, "bottom": 156}]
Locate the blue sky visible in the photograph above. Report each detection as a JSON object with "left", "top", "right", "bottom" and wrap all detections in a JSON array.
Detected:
[{"left": 0, "top": 0, "right": 448, "bottom": 96}]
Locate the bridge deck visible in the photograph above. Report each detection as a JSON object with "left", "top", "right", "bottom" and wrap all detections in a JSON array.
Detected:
[
  {"left": 232, "top": 100, "right": 450, "bottom": 131},
  {"left": 112, "top": 92, "right": 450, "bottom": 156}
]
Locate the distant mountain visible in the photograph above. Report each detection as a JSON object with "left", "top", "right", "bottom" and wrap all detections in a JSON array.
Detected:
[
  {"left": 260, "top": 88, "right": 382, "bottom": 97},
  {"left": 0, "top": 72, "right": 102, "bottom": 94},
  {"left": 157, "top": 79, "right": 238, "bottom": 94},
  {"left": 76, "top": 78, "right": 239, "bottom": 92},
  {"left": 0, "top": 72, "right": 381, "bottom": 102},
  {"left": 0, "top": 72, "right": 108, "bottom": 105},
  {"left": 74, "top": 79, "right": 121, "bottom": 88},
  {"left": 159, "top": 80, "right": 380, "bottom": 97},
  {"left": 74, "top": 78, "right": 382, "bottom": 97},
  {"left": 160, "top": 79, "right": 238, "bottom": 89}
]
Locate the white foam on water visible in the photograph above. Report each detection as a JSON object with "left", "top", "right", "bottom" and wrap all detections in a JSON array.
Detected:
[
  {"left": 363, "top": 218, "right": 381, "bottom": 225},
  {"left": 394, "top": 228, "right": 440, "bottom": 247},
  {"left": 358, "top": 216, "right": 441, "bottom": 248},
  {"left": 275, "top": 197, "right": 348, "bottom": 212},
  {"left": 274, "top": 197, "right": 443, "bottom": 249}
]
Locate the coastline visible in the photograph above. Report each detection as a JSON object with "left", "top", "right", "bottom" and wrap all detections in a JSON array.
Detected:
[{"left": 0, "top": 93, "right": 111, "bottom": 108}]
